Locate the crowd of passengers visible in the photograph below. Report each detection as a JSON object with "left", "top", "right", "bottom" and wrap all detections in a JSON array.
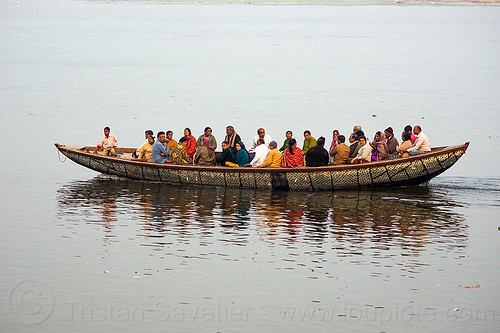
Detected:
[{"left": 96, "top": 125, "right": 431, "bottom": 167}]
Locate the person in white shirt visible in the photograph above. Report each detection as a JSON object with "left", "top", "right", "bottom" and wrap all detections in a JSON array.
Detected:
[
  {"left": 249, "top": 128, "right": 272, "bottom": 153},
  {"left": 246, "top": 138, "right": 269, "bottom": 167},
  {"left": 403, "top": 126, "right": 431, "bottom": 155},
  {"left": 350, "top": 136, "right": 373, "bottom": 163}
]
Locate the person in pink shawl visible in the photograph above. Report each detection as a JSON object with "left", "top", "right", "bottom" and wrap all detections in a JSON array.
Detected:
[
  {"left": 328, "top": 129, "right": 340, "bottom": 154},
  {"left": 370, "top": 131, "right": 389, "bottom": 161}
]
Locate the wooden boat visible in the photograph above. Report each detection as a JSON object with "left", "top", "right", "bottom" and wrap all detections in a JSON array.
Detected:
[{"left": 54, "top": 142, "right": 469, "bottom": 191}]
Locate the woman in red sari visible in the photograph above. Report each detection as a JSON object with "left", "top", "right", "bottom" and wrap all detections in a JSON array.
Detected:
[
  {"left": 183, "top": 128, "right": 197, "bottom": 159},
  {"left": 282, "top": 139, "right": 304, "bottom": 167}
]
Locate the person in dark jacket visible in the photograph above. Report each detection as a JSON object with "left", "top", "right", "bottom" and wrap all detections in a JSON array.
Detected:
[
  {"left": 305, "top": 136, "right": 329, "bottom": 167},
  {"left": 217, "top": 141, "right": 235, "bottom": 166}
]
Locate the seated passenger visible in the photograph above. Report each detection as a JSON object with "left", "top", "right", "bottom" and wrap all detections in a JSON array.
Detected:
[
  {"left": 349, "top": 125, "right": 362, "bottom": 144},
  {"left": 138, "top": 135, "right": 155, "bottom": 162},
  {"left": 259, "top": 141, "right": 282, "bottom": 168},
  {"left": 152, "top": 131, "right": 170, "bottom": 164},
  {"left": 197, "top": 127, "right": 217, "bottom": 150},
  {"left": 95, "top": 126, "right": 118, "bottom": 156},
  {"left": 224, "top": 126, "right": 242, "bottom": 156},
  {"left": 246, "top": 138, "right": 269, "bottom": 167},
  {"left": 328, "top": 129, "right": 340, "bottom": 155},
  {"left": 183, "top": 128, "right": 197, "bottom": 159},
  {"left": 305, "top": 136, "right": 329, "bottom": 167},
  {"left": 404, "top": 125, "right": 431, "bottom": 155},
  {"left": 396, "top": 132, "right": 412, "bottom": 158},
  {"left": 384, "top": 127, "right": 399, "bottom": 157},
  {"left": 133, "top": 129, "right": 153, "bottom": 158},
  {"left": 302, "top": 130, "right": 317, "bottom": 156},
  {"left": 404, "top": 125, "right": 417, "bottom": 144},
  {"left": 249, "top": 128, "right": 272, "bottom": 153},
  {"left": 282, "top": 139, "right": 304, "bottom": 168},
  {"left": 348, "top": 132, "right": 361, "bottom": 158},
  {"left": 370, "top": 131, "right": 389, "bottom": 161},
  {"left": 226, "top": 141, "right": 249, "bottom": 167},
  {"left": 349, "top": 136, "right": 372, "bottom": 164},
  {"left": 165, "top": 130, "right": 177, "bottom": 151},
  {"left": 171, "top": 137, "right": 193, "bottom": 165},
  {"left": 279, "top": 131, "right": 293, "bottom": 152},
  {"left": 217, "top": 141, "right": 235, "bottom": 166},
  {"left": 194, "top": 138, "right": 216, "bottom": 166},
  {"left": 330, "top": 135, "right": 350, "bottom": 165}
]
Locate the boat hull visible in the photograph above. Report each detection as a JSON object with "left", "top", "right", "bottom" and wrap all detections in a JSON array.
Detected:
[{"left": 55, "top": 143, "right": 469, "bottom": 191}]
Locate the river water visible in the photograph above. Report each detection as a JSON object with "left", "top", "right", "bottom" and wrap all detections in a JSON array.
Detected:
[{"left": 1, "top": 1, "right": 499, "bottom": 332}]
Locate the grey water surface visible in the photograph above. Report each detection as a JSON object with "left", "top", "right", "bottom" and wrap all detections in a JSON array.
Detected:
[{"left": 1, "top": 1, "right": 499, "bottom": 332}]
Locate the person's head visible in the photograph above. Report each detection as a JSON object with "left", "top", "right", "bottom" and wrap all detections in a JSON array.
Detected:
[
  {"left": 204, "top": 127, "right": 212, "bottom": 136},
  {"left": 359, "top": 136, "right": 366, "bottom": 146},
  {"left": 179, "top": 137, "right": 188, "bottom": 145},
  {"left": 235, "top": 142, "right": 242, "bottom": 151},
  {"left": 288, "top": 138, "right": 297, "bottom": 154},
  {"left": 304, "top": 130, "right": 311, "bottom": 140},
  {"left": 353, "top": 125, "right": 362, "bottom": 133},
  {"left": 236, "top": 141, "right": 246, "bottom": 151},
  {"left": 269, "top": 141, "right": 277, "bottom": 150},
  {"left": 257, "top": 128, "right": 265, "bottom": 138},
  {"left": 147, "top": 136, "right": 155, "bottom": 144},
  {"left": 145, "top": 130, "right": 153, "bottom": 138},
  {"left": 356, "top": 130, "right": 364, "bottom": 138},
  {"left": 333, "top": 130, "right": 339, "bottom": 138},
  {"left": 184, "top": 128, "right": 191, "bottom": 136},
  {"left": 166, "top": 130, "right": 173, "bottom": 140},
  {"left": 375, "top": 131, "right": 382, "bottom": 141},
  {"left": 286, "top": 130, "right": 293, "bottom": 139},
  {"left": 413, "top": 125, "right": 422, "bottom": 135},
  {"left": 317, "top": 136, "right": 325, "bottom": 146},
  {"left": 349, "top": 133, "right": 357, "bottom": 143},
  {"left": 226, "top": 126, "right": 234, "bottom": 136},
  {"left": 221, "top": 141, "right": 229, "bottom": 150},
  {"left": 104, "top": 127, "right": 110, "bottom": 136},
  {"left": 404, "top": 125, "right": 412, "bottom": 133},
  {"left": 157, "top": 131, "right": 166, "bottom": 143},
  {"left": 384, "top": 127, "right": 393, "bottom": 139},
  {"left": 338, "top": 135, "right": 346, "bottom": 144},
  {"left": 257, "top": 138, "right": 265, "bottom": 145},
  {"left": 402, "top": 131, "right": 411, "bottom": 142}
]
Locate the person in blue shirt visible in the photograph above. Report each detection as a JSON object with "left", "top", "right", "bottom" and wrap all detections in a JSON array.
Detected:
[{"left": 152, "top": 131, "right": 170, "bottom": 164}]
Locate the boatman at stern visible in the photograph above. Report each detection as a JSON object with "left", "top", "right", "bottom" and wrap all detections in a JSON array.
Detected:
[{"left": 96, "top": 126, "right": 118, "bottom": 156}]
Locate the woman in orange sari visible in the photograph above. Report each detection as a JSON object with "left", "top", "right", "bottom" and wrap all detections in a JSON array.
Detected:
[{"left": 282, "top": 139, "right": 304, "bottom": 167}]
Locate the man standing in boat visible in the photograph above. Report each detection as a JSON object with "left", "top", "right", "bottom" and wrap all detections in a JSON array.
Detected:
[
  {"left": 152, "top": 131, "right": 170, "bottom": 163},
  {"left": 95, "top": 126, "right": 118, "bottom": 156}
]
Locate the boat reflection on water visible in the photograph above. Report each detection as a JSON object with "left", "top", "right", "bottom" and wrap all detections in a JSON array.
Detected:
[{"left": 56, "top": 176, "right": 467, "bottom": 276}]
